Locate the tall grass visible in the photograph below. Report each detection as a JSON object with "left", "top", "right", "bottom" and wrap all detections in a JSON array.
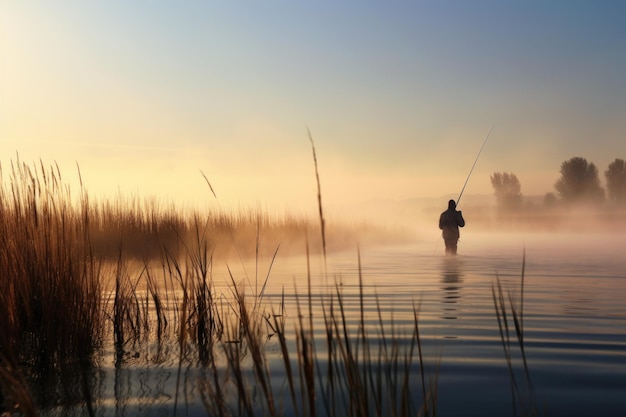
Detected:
[
  {"left": 0, "top": 159, "right": 104, "bottom": 413},
  {"left": 308, "top": 128, "right": 327, "bottom": 264},
  {"left": 0, "top": 157, "right": 435, "bottom": 416},
  {"left": 492, "top": 250, "right": 540, "bottom": 417},
  {"left": 196, "top": 254, "right": 438, "bottom": 417},
  {"left": 195, "top": 133, "right": 439, "bottom": 417}
]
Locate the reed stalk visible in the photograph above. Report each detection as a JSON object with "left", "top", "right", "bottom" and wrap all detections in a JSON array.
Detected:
[
  {"left": 0, "top": 156, "right": 434, "bottom": 416},
  {"left": 492, "top": 250, "right": 539, "bottom": 417},
  {"left": 307, "top": 129, "right": 327, "bottom": 266}
]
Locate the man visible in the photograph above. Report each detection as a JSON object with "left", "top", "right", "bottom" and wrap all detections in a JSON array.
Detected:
[{"left": 439, "top": 199, "right": 465, "bottom": 255}]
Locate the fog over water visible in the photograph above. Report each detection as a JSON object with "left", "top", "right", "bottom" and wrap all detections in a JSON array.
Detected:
[
  {"left": 26, "top": 222, "right": 622, "bottom": 416},
  {"left": 186, "top": 227, "right": 626, "bottom": 417},
  {"left": 4, "top": 2, "right": 626, "bottom": 414}
]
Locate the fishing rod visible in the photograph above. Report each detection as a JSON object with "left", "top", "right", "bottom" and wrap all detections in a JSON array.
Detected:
[
  {"left": 433, "top": 124, "right": 494, "bottom": 255},
  {"left": 456, "top": 124, "right": 494, "bottom": 207}
]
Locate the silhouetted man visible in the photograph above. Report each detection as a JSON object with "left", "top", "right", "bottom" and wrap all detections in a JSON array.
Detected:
[{"left": 439, "top": 199, "right": 465, "bottom": 255}]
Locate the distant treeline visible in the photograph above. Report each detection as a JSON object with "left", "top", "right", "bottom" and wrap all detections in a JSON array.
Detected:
[{"left": 491, "top": 157, "right": 626, "bottom": 210}]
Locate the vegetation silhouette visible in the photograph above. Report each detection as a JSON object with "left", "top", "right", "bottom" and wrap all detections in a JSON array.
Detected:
[
  {"left": 491, "top": 172, "right": 523, "bottom": 210},
  {"left": 554, "top": 157, "right": 605, "bottom": 203},
  {"left": 487, "top": 156, "right": 626, "bottom": 231},
  {"left": 604, "top": 158, "right": 626, "bottom": 203},
  {"left": 0, "top": 157, "right": 435, "bottom": 416}
]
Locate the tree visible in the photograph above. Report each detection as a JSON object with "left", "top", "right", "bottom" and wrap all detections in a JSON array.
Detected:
[
  {"left": 490, "top": 172, "right": 523, "bottom": 209},
  {"left": 604, "top": 158, "right": 626, "bottom": 203},
  {"left": 543, "top": 192, "right": 557, "bottom": 207},
  {"left": 554, "top": 157, "right": 605, "bottom": 203}
]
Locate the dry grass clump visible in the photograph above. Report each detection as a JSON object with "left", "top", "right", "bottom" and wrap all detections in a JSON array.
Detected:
[
  {"left": 88, "top": 197, "right": 187, "bottom": 260},
  {"left": 196, "top": 248, "right": 439, "bottom": 417},
  {"left": 0, "top": 157, "right": 435, "bottom": 416},
  {"left": 0, "top": 160, "right": 104, "bottom": 413},
  {"left": 492, "top": 251, "right": 540, "bottom": 417},
  {"left": 85, "top": 197, "right": 392, "bottom": 262}
]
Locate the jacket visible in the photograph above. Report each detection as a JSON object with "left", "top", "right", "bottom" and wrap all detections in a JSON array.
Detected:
[{"left": 439, "top": 209, "right": 465, "bottom": 239}]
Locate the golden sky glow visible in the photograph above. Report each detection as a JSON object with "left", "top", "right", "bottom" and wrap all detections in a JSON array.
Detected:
[{"left": 2, "top": 3, "right": 625, "bottom": 218}]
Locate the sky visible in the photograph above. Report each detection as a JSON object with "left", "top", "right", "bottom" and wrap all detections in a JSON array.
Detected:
[{"left": 2, "top": 2, "right": 626, "bottom": 217}]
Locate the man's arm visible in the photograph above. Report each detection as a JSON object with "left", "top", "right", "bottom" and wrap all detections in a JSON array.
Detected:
[{"left": 457, "top": 211, "right": 465, "bottom": 227}]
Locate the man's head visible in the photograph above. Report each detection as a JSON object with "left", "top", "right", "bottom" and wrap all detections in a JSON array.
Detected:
[{"left": 448, "top": 199, "right": 456, "bottom": 210}]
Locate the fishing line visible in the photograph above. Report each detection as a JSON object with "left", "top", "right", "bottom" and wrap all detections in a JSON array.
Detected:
[{"left": 433, "top": 124, "right": 494, "bottom": 255}]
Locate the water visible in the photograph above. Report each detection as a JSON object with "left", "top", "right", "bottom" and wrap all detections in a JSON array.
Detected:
[
  {"left": 41, "top": 231, "right": 626, "bottom": 416},
  {"left": 254, "top": 231, "right": 626, "bottom": 416}
]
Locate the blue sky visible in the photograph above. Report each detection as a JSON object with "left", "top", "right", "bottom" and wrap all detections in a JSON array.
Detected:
[{"left": 2, "top": 2, "right": 625, "bottom": 215}]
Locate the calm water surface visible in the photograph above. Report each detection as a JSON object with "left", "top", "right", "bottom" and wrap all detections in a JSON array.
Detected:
[
  {"left": 91, "top": 231, "right": 626, "bottom": 416},
  {"left": 256, "top": 231, "right": 626, "bottom": 416}
]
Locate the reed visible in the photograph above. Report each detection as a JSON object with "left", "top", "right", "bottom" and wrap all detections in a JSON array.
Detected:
[
  {"left": 85, "top": 193, "right": 383, "bottom": 261},
  {"left": 0, "top": 159, "right": 105, "bottom": 411},
  {"left": 0, "top": 156, "right": 435, "bottom": 416},
  {"left": 308, "top": 129, "right": 327, "bottom": 265},
  {"left": 193, "top": 249, "right": 439, "bottom": 417},
  {"left": 0, "top": 352, "right": 38, "bottom": 417},
  {"left": 112, "top": 252, "right": 145, "bottom": 365},
  {"left": 193, "top": 133, "right": 439, "bottom": 416},
  {"left": 492, "top": 250, "right": 539, "bottom": 417}
]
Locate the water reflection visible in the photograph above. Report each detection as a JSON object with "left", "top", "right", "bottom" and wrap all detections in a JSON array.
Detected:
[
  {"left": 112, "top": 345, "right": 177, "bottom": 417},
  {"left": 12, "top": 235, "right": 626, "bottom": 416},
  {"left": 440, "top": 257, "right": 463, "bottom": 321}
]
